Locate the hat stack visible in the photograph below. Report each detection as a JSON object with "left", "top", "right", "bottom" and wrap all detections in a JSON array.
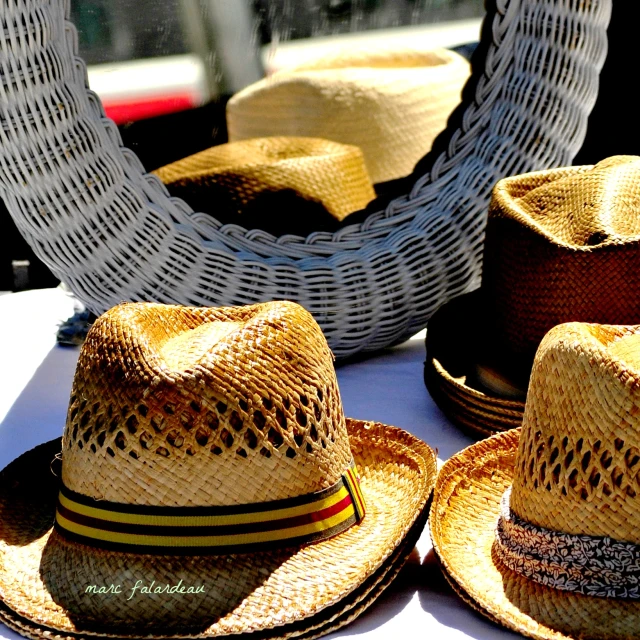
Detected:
[
  {"left": 425, "top": 155, "right": 640, "bottom": 436},
  {"left": 0, "top": 300, "right": 436, "bottom": 639},
  {"left": 431, "top": 321, "right": 640, "bottom": 639}
]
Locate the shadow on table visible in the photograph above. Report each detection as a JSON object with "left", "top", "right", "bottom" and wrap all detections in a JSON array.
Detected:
[
  {"left": 326, "top": 547, "right": 423, "bottom": 637},
  {"left": 327, "top": 544, "right": 519, "bottom": 638},
  {"left": 336, "top": 335, "right": 475, "bottom": 461},
  {"left": 0, "top": 345, "right": 79, "bottom": 470},
  {"left": 417, "top": 549, "right": 518, "bottom": 639}
]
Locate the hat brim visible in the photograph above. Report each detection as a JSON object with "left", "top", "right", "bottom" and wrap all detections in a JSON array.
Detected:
[
  {"left": 431, "top": 429, "right": 640, "bottom": 640},
  {"left": 0, "top": 419, "right": 436, "bottom": 639},
  {"left": 0, "top": 483, "right": 427, "bottom": 640},
  {"left": 424, "top": 291, "right": 525, "bottom": 437}
]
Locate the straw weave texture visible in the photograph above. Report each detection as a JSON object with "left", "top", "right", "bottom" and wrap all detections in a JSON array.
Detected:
[
  {"left": 0, "top": 299, "right": 437, "bottom": 638},
  {"left": 431, "top": 322, "right": 640, "bottom": 639},
  {"left": 0, "top": 478, "right": 429, "bottom": 640},
  {"left": 0, "top": 501, "right": 425, "bottom": 640},
  {"left": 61, "top": 300, "right": 351, "bottom": 505},
  {"left": 227, "top": 48, "right": 470, "bottom": 184},
  {"left": 433, "top": 434, "right": 640, "bottom": 640},
  {"left": 0, "top": 0, "right": 610, "bottom": 358},
  {"left": 483, "top": 156, "right": 640, "bottom": 378},
  {"left": 153, "top": 137, "right": 375, "bottom": 222},
  {"left": 425, "top": 156, "right": 640, "bottom": 437},
  {"left": 0, "top": 420, "right": 435, "bottom": 637},
  {"left": 511, "top": 323, "right": 640, "bottom": 542}
]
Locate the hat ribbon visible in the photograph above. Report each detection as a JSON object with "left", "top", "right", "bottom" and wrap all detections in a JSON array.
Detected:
[
  {"left": 55, "top": 460, "right": 365, "bottom": 555},
  {"left": 494, "top": 487, "right": 640, "bottom": 598}
]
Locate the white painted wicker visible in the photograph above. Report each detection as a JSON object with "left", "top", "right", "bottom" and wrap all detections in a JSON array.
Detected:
[{"left": 0, "top": 0, "right": 610, "bottom": 357}]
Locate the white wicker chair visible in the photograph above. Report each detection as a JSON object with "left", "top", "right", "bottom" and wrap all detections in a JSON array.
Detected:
[{"left": 0, "top": 0, "right": 610, "bottom": 358}]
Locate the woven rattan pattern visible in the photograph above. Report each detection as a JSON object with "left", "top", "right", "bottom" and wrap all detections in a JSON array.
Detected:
[
  {"left": 510, "top": 323, "right": 640, "bottom": 542},
  {"left": 0, "top": 1, "right": 610, "bottom": 358},
  {"left": 62, "top": 301, "right": 350, "bottom": 505},
  {"left": 152, "top": 137, "right": 375, "bottom": 222},
  {"left": 483, "top": 157, "right": 640, "bottom": 371}
]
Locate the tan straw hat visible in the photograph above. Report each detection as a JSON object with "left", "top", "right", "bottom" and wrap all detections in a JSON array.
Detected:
[
  {"left": 425, "top": 155, "right": 640, "bottom": 437},
  {"left": 153, "top": 136, "right": 375, "bottom": 233},
  {"left": 226, "top": 48, "right": 470, "bottom": 184},
  {"left": 431, "top": 321, "right": 640, "bottom": 640},
  {"left": 0, "top": 300, "right": 436, "bottom": 640}
]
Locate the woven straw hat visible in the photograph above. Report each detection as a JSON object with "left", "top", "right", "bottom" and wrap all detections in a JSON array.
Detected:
[
  {"left": 0, "top": 300, "right": 436, "bottom": 640},
  {"left": 226, "top": 47, "right": 470, "bottom": 184},
  {"left": 153, "top": 136, "right": 375, "bottom": 231},
  {"left": 431, "top": 321, "right": 640, "bottom": 639},
  {"left": 425, "top": 155, "right": 640, "bottom": 437}
]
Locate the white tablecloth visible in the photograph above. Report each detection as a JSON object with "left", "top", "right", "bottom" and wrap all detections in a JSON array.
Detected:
[{"left": 0, "top": 288, "right": 518, "bottom": 640}]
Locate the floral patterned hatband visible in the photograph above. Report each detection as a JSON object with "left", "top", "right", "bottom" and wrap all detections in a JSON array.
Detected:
[{"left": 494, "top": 487, "right": 640, "bottom": 598}]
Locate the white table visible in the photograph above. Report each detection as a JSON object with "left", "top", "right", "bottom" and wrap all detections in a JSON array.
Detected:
[{"left": 0, "top": 288, "right": 518, "bottom": 640}]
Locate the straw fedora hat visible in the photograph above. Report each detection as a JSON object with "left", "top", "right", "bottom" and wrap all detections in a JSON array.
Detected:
[
  {"left": 425, "top": 155, "right": 640, "bottom": 437},
  {"left": 226, "top": 47, "right": 470, "bottom": 184},
  {"left": 153, "top": 137, "right": 375, "bottom": 236},
  {"left": 431, "top": 321, "right": 640, "bottom": 639},
  {"left": 0, "top": 300, "right": 436, "bottom": 640}
]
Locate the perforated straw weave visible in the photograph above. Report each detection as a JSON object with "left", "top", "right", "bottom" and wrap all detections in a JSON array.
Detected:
[
  {"left": 431, "top": 322, "right": 640, "bottom": 639},
  {"left": 0, "top": 0, "right": 610, "bottom": 358},
  {"left": 62, "top": 300, "right": 355, "bottom": 507},
  {"left": 0, "top": 300, "right": 438, "bottom": 638}
]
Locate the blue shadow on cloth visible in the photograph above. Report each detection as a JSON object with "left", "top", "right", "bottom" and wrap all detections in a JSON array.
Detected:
[
  {"left": 0, "top": 345, "right": 79, "bottom": 470},
  {"left": 336, "top": 336, "right": 474, "bottom": 461},
  {"left": 417, "top": 549, "right": 519, "bottom": 639}
]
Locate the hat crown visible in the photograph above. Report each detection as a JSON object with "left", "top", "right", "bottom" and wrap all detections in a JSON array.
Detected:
[
  {"left": 491, "top": 155, "right": 640, "bottom": 247},
  {"left": 61, "top": 301, "right": 352, "bottom": 507},
  {"left": 510, "top": 323, "right": 640, "bottom": 543},
  {"left": 479, "top": 155, "right": 640, "bottom": 378},
  {"left": 226, "top": 47, "right": 470, "bottom": 184},
  {"left": 152, "top": 136, "right": 375, "bottom": 223}
]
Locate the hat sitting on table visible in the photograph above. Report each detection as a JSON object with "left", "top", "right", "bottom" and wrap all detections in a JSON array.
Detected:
[
  {"left": 431, "top": 321, "right": 640, "bottom": 640},
  {"left": 425, "top": 155, "right": 640, "bottom": 437},
  {"left": 226, "top": 47, "right": 470, "bottom": 184},
  {"left": 0, "top": 300, "right": 436, "bottom": 639}
]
